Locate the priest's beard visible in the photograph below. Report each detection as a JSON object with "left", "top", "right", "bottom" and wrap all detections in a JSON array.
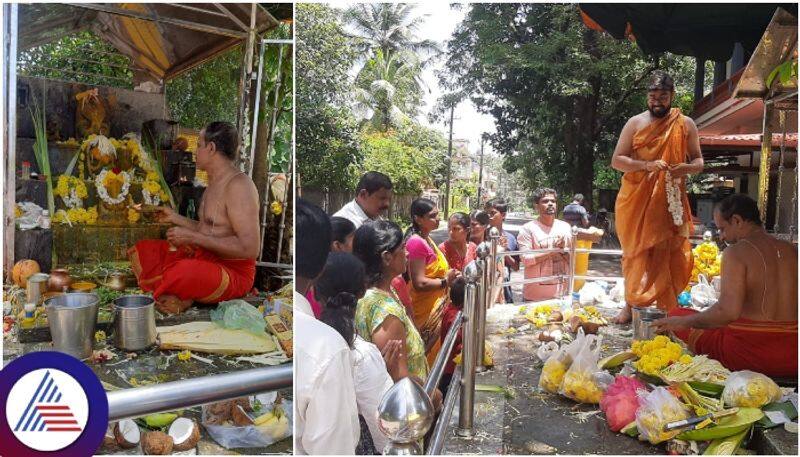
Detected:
[{"left": 648, "top": 105, "right": 669, "bottom": 118}]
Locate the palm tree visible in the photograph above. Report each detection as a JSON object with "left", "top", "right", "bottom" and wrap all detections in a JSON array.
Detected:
[
  {"left": 345, "top": 3, "right": 441, "bottom": 66},
  {"left": 353, "top": 49, "right": 421, "bottom": 131}
]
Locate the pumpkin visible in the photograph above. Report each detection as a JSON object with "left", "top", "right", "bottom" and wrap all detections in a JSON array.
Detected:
[{"left": 12, "top": 259, "right": 40, "bottom": 288}]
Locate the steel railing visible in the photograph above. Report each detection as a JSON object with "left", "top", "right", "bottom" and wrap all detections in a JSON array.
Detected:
[
  {"left": 107, "top": 365, "right": 292, "bottom": 422},
  {"left": 380, "top": 224, "right": 626, "bottom": 454}
]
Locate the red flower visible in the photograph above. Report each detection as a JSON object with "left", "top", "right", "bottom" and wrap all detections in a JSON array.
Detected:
[{"left": 112, "top": 167, "right": 121, "bottom": 174}]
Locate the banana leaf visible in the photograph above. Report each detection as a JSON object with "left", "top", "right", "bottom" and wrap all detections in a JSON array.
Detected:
[
  {"left": 688, "top": 381, "right": 725, "bottom": 398},
  {"left": 678, "top": 408, "right": 763, "bottom": 441},
  {"left": 756, "top": 401, "right": 798, "bottom": 429},
  {"left": 702, "top": 427, "right": 749, "bottom": 455}
]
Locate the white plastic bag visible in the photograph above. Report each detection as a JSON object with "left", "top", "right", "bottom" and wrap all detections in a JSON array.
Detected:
[
  {"left": 691, "top": 274, "right": 718, "bottom": 308},
  {"left": 722, "top": 370, "right": 782, "bottom": 408},
  {"left": 635, "top": 387, "right": 689, "bottom": 444},
  {"left": 559, "top": 334, "right": 613, "bottom": 404},
  {"left": 536, "top": 341, "right": 560, "bottom": 363},
  {"left": 579, "top": 282, "right": 605, "bottom": 305},
  {"left": 608, "top": 280, "right": 625, "bottom": 302},
  {"left": 538, "top": 329, "right": 587, "bottom": 393},
  {"left": 202, "top": 392, "right": 293, "bottom": 449}
]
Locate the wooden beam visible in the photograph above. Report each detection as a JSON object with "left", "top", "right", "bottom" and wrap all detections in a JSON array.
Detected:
[
  {"left": 213, "top": 3, "right": 250, "bottom": 32},
  {"left": 63, "top": 3, "right": 247, "bottom": 39}
]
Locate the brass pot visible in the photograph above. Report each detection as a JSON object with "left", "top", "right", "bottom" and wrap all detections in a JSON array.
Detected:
[
  {"left": 106, "top": 273, "right": 128, "bottom": 292},
  {"left": 47, "top": 269, "right": 73, "bottom": 292}
]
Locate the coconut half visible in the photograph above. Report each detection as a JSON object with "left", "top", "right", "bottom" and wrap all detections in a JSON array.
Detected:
[
  {"left": 103, "top": 424, "right": 120, "bottom": 450},
  {"left": 141, "top": 430, "right": 174, "bottom": 455},
  {"left": 113, "top": 419, "right": 141, "bottom": 449},
  {"left": 232, "top": 404, "right": 255, "bottom": 426},
  {"left": 168, "top": 417, "right": 200, "bottom": 451}
]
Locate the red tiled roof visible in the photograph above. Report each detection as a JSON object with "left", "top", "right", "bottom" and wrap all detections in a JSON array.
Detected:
[{"left": 699, "top": 133, "right": 798, "bottom": 149}]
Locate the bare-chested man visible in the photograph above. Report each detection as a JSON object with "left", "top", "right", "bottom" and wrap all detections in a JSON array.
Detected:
[
  {"left": 128, "top": 121, "right": 260, "bottom": 314},
  {"left": 653, "top": 194, "right": 798, "bottom": 377},
  {"left": 611, "top": 71, "right": 704, "bottom": 324}
]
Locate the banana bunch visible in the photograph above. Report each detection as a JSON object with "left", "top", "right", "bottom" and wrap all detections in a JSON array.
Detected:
[{"left": 254, "top": 406, "right": 290, "bottom": 440}]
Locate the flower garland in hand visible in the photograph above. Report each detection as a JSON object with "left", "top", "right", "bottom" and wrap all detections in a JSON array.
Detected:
[
  {"left": 95, "top": 168, "right": 131, "bottom": 205},
  {"left": 54, "top": 175, "right": 87, "bottom": 209},
  {"left": 665, "top": 170, "right": 684, "bottom": 226},
  {"left": 141, "top": 171, "right": 169, "bottom": 206}
]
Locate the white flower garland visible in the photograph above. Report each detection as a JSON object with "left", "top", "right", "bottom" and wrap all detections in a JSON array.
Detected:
[
  {"left": 95, "top": 169, "right": 131, "bottom": 205},
  {"left": 665, "top": 170, "right": 684, "bottom": 226},
  {"left": 61, "top": 188, "right": 83, "bottom": 209},
  {"left": 142, "top": 188, "right": 162, "bottom": 206}
]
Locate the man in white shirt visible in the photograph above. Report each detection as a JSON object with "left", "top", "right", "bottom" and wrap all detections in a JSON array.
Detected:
[
  {"left": 517, "top": 188, "right": 573, "bottom": 302},
  {"left": 333, "top": 171, "right": 393, "bottom": 229},
  {"left": 294, "top": 198, "right": 360, "bottom": 455}
]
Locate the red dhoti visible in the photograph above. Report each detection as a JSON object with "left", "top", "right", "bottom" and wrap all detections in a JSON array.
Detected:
[
  {"left": 669, "top": 308, "right": 798, "bottom": 378},
  {"left": 128, "top": 240, "right": 255, "bottom": 303}
]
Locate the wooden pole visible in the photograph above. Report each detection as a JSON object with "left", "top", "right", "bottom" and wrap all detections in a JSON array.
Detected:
[{"left": 3, "top": 4, "right": 19, "bottom": 279}]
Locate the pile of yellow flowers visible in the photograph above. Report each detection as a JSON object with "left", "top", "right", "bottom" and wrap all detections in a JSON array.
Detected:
[
  {"left": 722, "top": 371, "right": 782, "bottom": 408},
  {"left": 524, "top": 302, "right": 558, "bottom": 328},
  {"left": 561, "top": 369, "right": 604, "bottom": 403},
  {"left": 632, "top": 335, "right": 688, "bottom": 376},
  {"left": 141, "top": 171, "right": 169, "bottom": 203},
  {"left": 691, "top": 241, "right": 721, "bottom": 283},
  {"left": 539, "top": 357, "right": 568, "bottom": 393},
  {"left": 54, "top": 175, "right": 88, "bottom": 200},
  {"left": 566, "top": 305, "right": 604, "bottom": 323},
  {"left": 53, "top": 206, "right": 98, "bottom": 225},
  {"left": 127, "top": 208, "right": 141, "bottom": 224}
]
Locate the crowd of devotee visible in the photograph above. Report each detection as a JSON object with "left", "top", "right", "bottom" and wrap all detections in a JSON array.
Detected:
[{"left": 293, "top": 71, "right": 797, "bottom": 455}]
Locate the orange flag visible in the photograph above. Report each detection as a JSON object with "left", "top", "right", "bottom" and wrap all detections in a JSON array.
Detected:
[{"left": 615, "top": 108, "right": 694, "bottom": 311}]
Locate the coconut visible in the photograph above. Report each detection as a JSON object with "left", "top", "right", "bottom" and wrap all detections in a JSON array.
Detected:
[
  {"left": 103, "top": 424, "right": 120, "bottom": 450},
  {"left": 207, "top": 400, "right": 233, "bottom": 419},
  {"left": 141, "top": 430, "right": 174, "bottom": 455},
  {"left": 233, "top": 396, "right": 253, "bottom": 412},
  {"left": 12, "top": 259, "right": 40, "bottom": 288},
  {"left": 568, "top": 315, "right": 583, "bottom": 333},
  {"left": 548, "top": 310, "right": 563, "bottom": 322},
  {"left": 579, "top": 321, "right": 602, "bottom": 335},
  {"left": 232, "top": 404, "right": 255, "bottom": 426},
  {"left": 168, "top": 417, "right": 200, "bottom": 451},
  {"left": 113, "top": 419, "right": 140, "bottom": 449}
]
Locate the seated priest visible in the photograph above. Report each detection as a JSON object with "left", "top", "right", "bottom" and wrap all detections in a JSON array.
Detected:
[
  {"left": 128, "top": 121, "right": 260, "bottom": 314},
  {"left": 653, "top": 194, "right": 797, "bottom": 378}
]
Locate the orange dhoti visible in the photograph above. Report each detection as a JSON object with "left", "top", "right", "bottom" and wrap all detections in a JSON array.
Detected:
[
  {"left": 669, "top": 308, "right": 798, "bottom": 378},
  {"left": 128, "top": 240, "right": 255, "bottom": 303},
  {"left": 616, "top": 108, "right": 693, "bottom": 312}
]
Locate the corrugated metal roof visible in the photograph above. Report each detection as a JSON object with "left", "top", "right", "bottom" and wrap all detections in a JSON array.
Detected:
[{"left": 700, "top": 133, "right": 798, "bottom": 149}]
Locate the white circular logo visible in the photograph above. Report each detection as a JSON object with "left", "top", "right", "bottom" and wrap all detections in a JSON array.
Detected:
[{"left": 6, "top": 368, "right": 89, "bottom": 451}]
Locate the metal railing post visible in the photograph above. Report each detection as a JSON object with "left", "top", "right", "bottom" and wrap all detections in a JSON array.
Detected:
[
  {"left": 566, "top": 226, "right": 578, "bottom": 303},
  {"left": 475, "top": 243, "right": 489, "bottom": 372},
  {"left": 478, "top": 228, "right": 499, "bottom": 367},
  {"left": 456, "top": 261, "right": 480, "bottom": 436}
]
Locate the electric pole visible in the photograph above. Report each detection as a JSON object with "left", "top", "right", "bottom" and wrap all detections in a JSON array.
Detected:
[
  {"left": 443, "top": 104, "right": 455, "bottom": 219},
  {"left": 476, "top": 135, "right": 485, "bottom": 209}
]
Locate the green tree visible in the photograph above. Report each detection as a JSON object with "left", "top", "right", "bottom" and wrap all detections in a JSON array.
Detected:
[
  {"left": 361, "top": 131, "right": 439, "bottom": 194},
  {"left": 442, "top": 4, "right": 696, "bottom": 209},
  {"left": 345, "top": 3, "right": 440, "bottom": 65},
  {"left": 166, "top": 48, "right": 241, "bottom": 129},
  {"left": 18, "top": 30, "right": 133, "bottom": 88},
  {"left": 296, "top": 3, "right": 363, "bottom": 191},
  {"left": 354, "top": 49, "right": 423, "bottom": 129}
]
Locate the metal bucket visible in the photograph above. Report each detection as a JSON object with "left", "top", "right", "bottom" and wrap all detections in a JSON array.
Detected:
[
  {"left": 26, "top": 273, "right": 50, "bottom": 305},
  {"left": 632, "top": 306, "right": 666, "bottom": 341},
  {"left": 45, "top": 293, "right": 99, "bottom": 360},
  {"left": 113, "top": 295, "right": 156, "bottom": 351}
]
